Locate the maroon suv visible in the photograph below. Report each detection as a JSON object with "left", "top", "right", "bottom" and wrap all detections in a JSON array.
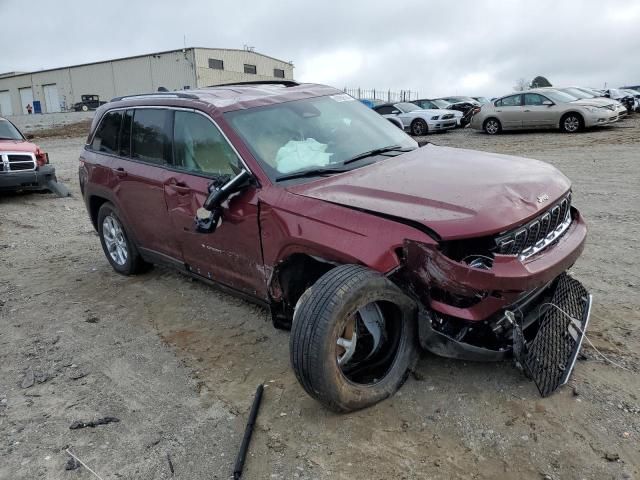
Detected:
[{"left": 79, "top": 82, "right": 591, "bottom": 412}]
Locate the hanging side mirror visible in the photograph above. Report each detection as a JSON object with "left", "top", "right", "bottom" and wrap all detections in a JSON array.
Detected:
[{"left": 195, "top": 169, "right": 252, "bottom": 233}]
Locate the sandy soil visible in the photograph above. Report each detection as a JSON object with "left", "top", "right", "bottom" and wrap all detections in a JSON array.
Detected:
[{"left": 1, "top": 117, "right": 639, "bottom": 480}]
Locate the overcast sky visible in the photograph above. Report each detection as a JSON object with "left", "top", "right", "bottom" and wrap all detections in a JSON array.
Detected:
[{"left": 1, "top": 0, "right": 639, "bottom": 98}]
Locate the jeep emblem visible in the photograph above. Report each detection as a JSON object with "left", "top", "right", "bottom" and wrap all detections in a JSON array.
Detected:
[{"left": 537, "top": 194, "right": 549, "bottom": 204}]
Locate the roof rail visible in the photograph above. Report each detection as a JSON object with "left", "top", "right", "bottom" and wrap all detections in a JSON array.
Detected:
[
  {"left": 110, "top": 92, "right": 199, "bottom": 102},
  {"left": 207, "top": 80, "right": 300, "bottom": 88}
]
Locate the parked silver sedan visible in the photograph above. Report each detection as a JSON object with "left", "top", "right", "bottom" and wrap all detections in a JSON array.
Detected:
[{"left": 471, "top": 89, "right": 620, "bottom": 134}]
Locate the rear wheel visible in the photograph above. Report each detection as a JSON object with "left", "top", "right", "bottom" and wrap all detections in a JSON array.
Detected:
[
  {"left": 483, "top": 118, "right": 501, "bottom": 135},
  {"left": 97, "top": 203, "right": 150, "bottom": 275},
  {"left": 410, "top": 118, "right": 428, "bottom": 136},
  {"left": 290, "top": 265, "right": 418, "bottom": 412},
  {"left": 560, "top": 113, "right": 583, "bottom": 133}
]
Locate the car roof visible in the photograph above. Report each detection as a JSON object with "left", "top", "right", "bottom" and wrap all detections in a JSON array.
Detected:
[{"left": 104, "top": 82, "right": 342, "bottom": 113}]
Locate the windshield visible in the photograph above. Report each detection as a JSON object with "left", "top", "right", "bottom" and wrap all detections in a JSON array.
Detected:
[
  {"left": 474, "top": 97, "right": 489, "bottom": 104},
  {"left": 431, "top": 99, "right": 450, "bottom": 108},
  {"left": 396, "top": 102, "right": 421, "bottom": 112},
  {"left": 0, "top": 119, "right": 24, "bottom": 140},
  {"left": 224, "top": 94, "right": 417, "bottom": 182},
  {"left": 560, "top": 88, "right": 593, "bottom": 99},
  {"left": 542, "top": 90, "right": 579, "bottom": 103}
]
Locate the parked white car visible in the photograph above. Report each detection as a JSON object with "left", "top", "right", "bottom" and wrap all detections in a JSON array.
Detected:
[{"left": 373, "top": 102, "right": 457, "bottom": 135}]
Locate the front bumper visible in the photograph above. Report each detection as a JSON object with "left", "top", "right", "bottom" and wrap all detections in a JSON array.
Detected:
[
  {"left": 427, "top": 119, "right": 457, "bottom": 131},
  {"left": 418, "top": 272, "right": 592, "bottom": 396},
  {"left": 0, "top": 165, "right": 58, "bottom": 191},
  {"left": 405, "top": 208, "right": 587, "bottom": 321},
  {"left": 584, "top": 111, "right": 619, "bottom": 128}
]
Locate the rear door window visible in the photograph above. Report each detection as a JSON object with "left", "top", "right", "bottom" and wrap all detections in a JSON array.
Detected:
[
  {"left": 131, "top": 109, "right": 172, "bottom": 165},
  {"left": 91, "top": 111, "right": 122, "bottom": 154},
  {"left": 496, "top": 95, "right": 523, "bottom": 107},
  {"left": 172, "top": 111, "right": 240, "bottom": 177}
]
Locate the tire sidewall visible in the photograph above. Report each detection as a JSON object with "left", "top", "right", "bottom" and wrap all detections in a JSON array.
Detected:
[
  {"left": 561, "top": 113, "right": 583, "bottom": 133},
  {"left": 411, "top": 119, "right": 428, "bottom": 136},
  {"left": 97, "top": 203, "right": 136, "bottom": 274},
  {"left": 294, "top": 269, "right": 418, "bottom": 412},
  {"left": 484, "top": 118, "right": 501, "bottom": 135}
]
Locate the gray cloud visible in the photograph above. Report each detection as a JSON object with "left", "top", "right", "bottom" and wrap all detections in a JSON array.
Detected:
[{"left": 1, "top": 0, "right": 639, "bottom": 98}]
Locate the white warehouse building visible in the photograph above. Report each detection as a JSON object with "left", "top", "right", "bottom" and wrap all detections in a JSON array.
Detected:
[{"left": 0, "top": 47, "right": 294, "bottom": 116}]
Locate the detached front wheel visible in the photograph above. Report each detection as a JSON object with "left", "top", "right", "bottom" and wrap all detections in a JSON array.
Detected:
[{"left": 290, "top": 265, "right": 418, "bottom": 412}]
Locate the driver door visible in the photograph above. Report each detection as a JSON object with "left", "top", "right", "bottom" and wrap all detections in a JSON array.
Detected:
[{"left": 164, "top": 110, "right": 267, "bottom": 299}]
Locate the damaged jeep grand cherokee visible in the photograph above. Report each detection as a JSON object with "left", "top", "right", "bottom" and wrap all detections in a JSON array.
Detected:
[{"left": 79, "top": 82, "right": 591, "bottom": 412}]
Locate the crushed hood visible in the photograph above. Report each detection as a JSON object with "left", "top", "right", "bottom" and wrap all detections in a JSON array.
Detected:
[{"left": 287, "top": 144, "right": 571, "bottom": 240}]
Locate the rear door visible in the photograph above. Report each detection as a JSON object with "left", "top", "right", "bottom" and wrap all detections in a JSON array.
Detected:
[
  {"left": 109, "top": 108, "right": 181, "bottom": 259},
  {"left": 164, "top": 110, "right": 266, "bottom": 298},
  {"left": 523, "top": 93, "right": 556, "bottom": 128},
  {"left": 495, "top": 94, "right": 524, "bottom": 129}
]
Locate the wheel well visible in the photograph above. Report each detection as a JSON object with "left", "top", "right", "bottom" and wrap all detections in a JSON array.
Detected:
[
  {"left": 561, "top": 111, "right": 584, "bottom": 122},
  {"left": 269, "top": 253, "right": 336, "bottom": 329},
  {"left": 88, "top": 195, "right": 109, "bottom": 230}
]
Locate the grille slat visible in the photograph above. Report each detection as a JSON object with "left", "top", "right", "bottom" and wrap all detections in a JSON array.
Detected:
[
  {"left": 0, "top": 152, "right": 37, "bottom": 172},
  {"left": 495, "top": 193, "right": 573, "bottom": 259}
]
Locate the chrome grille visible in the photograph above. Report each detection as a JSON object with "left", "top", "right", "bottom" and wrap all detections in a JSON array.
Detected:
[
  {"left": 0, "top": 152, "right": 36, "bottom": 172},
  {"left": 495, "top": 193, "right": 572, "bottom": 259}
]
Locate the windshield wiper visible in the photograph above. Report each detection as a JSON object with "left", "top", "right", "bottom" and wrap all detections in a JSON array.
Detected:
[
  {"left": 342, "top": 145, "right": 414, "bottom": 165},
  {"left": 275, "top": 167, "right": 351, "bottom": 182}
]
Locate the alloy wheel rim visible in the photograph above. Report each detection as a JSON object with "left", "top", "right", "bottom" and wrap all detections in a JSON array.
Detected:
[
  {"left": 102, "top": 215, "right": 128, "bottom": 266},
  {"left": 486, "top": 121, "right": 498, "bottom": 134},
  {"left": 565, "top": 116, "right": 579, "bottom": 132},
  {"left": 413, "top": 121, "right": 425, "bottom": 135},
  {"left": 336, "top": 301, "right": 400, "bottom": 385}
]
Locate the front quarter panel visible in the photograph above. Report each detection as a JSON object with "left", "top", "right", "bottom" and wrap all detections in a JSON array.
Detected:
[{"left": 258, "top": 187, "right": 435, "bottom": 279}]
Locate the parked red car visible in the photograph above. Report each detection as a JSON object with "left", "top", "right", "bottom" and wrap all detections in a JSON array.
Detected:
[
  {"left": 79, "top": 82, "right": 591, "bottom": 412},
  {"left": 0, "top": 117, "right": 58, "bottom": 193}
]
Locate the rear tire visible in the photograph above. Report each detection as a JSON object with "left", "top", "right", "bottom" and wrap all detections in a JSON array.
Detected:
[
  {"left": 290, "top": 265, "right": 418, "bottom": 412},
  {"left": 483, "top": 118, "right": 501, "bottom": 135},
  {"left": 410, "top": 118, "right": 428, "bottom": 136},
  {"left": 97, "top": 202, "right": 150, "bottom": 275},
  {"left": 560, "top": 113, "right": 583, "bottom": 133}
]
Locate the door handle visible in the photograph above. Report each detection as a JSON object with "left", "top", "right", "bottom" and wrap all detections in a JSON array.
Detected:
[
  {"left": 167, "top": 178, "right": 190, "bottom": 194},
  {"left": 113, "top": 167, "right": 127, "bottom": 177}
]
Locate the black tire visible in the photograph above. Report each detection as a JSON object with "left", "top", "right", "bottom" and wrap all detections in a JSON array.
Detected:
[
  {"left": 97, "top": 202, "right": 150, "bottom": 275},
  {"left": 290, "top": 265, "right": 418, "bottom": 412},
  {"left": 410, "top": 118, "right": 428, "bottom": 136},
  {"left": 560, "top": 113, "right": 583, "bottom": 133},
  {"left": 483, "top": 117, "right": 501, "bottom": 135}
]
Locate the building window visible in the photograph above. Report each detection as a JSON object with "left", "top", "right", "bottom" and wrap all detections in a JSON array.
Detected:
[
  {"left": 208, "top": 58, "right": 224, "bottom": 70},
  {"left": 244, "top": 64, "right": 257, "bottom": 75},
  {"left": 273, "top": 68, "right": 285, "bottom": 78}
]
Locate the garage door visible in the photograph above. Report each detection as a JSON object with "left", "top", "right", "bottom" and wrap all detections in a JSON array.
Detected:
[
  {"left": 19, "top": 87, "right": 34, "bottom": 114},
  {"left": 43, "top": 84, "right": 61, "bottom": 113},
  {"left": 0, "top": 91, "right": 12, "bottom": 116}
]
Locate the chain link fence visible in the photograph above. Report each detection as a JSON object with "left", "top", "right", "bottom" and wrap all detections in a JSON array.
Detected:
[{"left": 342, "top": 88, "right": 420, "bottom": 103}]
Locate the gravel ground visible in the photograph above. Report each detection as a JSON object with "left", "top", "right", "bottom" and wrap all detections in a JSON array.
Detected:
[{"left": 1, "top": 118, "right": 639, "bottom": 480}]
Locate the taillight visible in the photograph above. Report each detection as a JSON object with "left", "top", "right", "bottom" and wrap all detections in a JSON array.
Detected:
[{"left": 35, "top": 150, "right": 49, "bottom": 167}]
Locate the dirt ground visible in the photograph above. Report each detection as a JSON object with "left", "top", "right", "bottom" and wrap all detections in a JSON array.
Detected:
[{"left": 1, "top": 117, "right": 639, "bottom": 480}]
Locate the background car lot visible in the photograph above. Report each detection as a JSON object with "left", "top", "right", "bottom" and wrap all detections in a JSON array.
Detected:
[{"left": 1, "top": 119, "right": 639, "bottom": 479}]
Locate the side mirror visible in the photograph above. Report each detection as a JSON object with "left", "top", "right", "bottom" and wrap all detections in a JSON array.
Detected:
[
  {"left": 195, "top": 169, "right": 252, "bottom": 233},
  {"left": 391, "top": 110, "right": 401, "bottom": 115},
  {"left": 542, "top": 100, "right": 554, "bottom": 106}
]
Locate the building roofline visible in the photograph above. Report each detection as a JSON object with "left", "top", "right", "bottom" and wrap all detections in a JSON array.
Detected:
[{"left": 0, "top": 47, "right": 292, "bottom": 81}]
